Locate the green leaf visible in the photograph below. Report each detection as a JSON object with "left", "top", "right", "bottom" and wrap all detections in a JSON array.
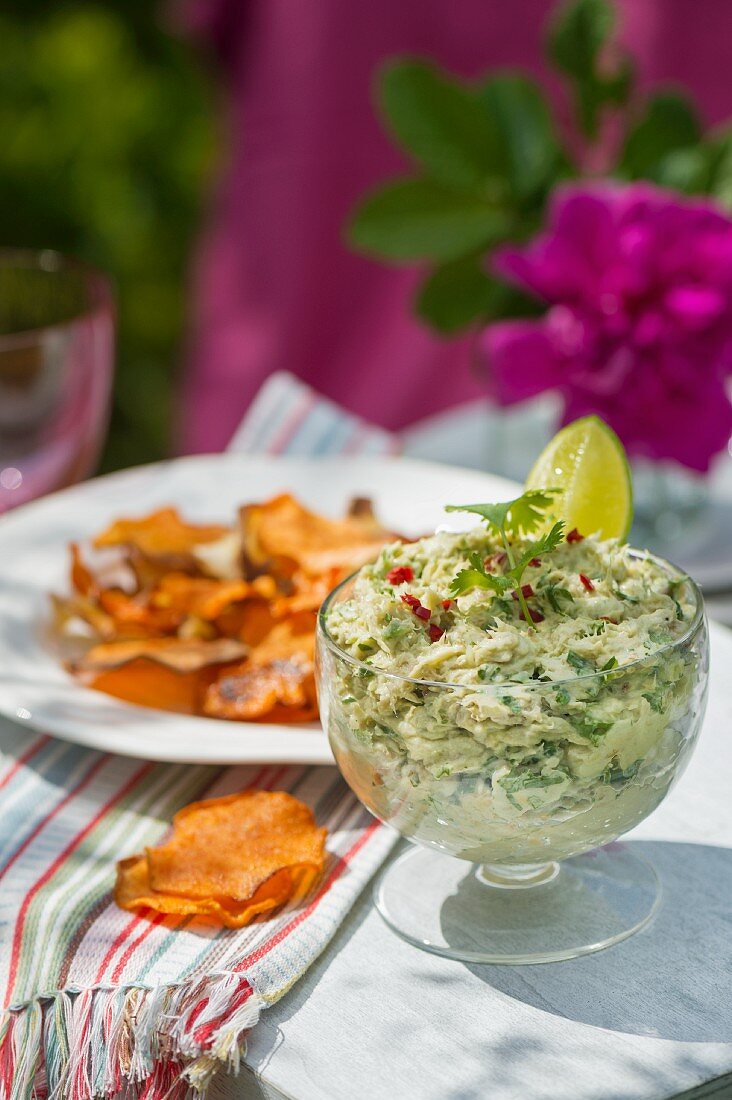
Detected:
[
  {"left": 445, "top": 499, "right": 512, "bottom": 531},
  {"left": 600, "top": 55, "right": 635, "bottom": 107},
  {"left": 570, "top": 714, "right": 613, "bottom": 745},
  {"left": 540, "top": 580, "right": 575, "bottom": 614},
  {"left": 567, "top": 650, "right": 595, "bottom": 673},
  {"left": 703, "top": 128, "right": 732, "bottom": 207},
  {"left": 652, "top": 146, "right": 711, "bottom": 193},
  {"left": 642, "top": 689, "right": 666, "bottom": 713},
  {"left": 620, "top": 91, "right": 701, "bottom": 180},
  {"left": 348, "top": 178, "right": 511, "bottom": 262},
  {"left": 548, "top": 0, "right": 614, "bottom": 80},
  {"left": 449, "top": 567, "right": 509, "bottom": 599},
  {"left": 547, "top": 0, "right": 635, "bottom": 138},
  {"left": 509, "top": 522, "right": 565, "bottom": 580},
  {"left": 467, "top": 551, "right": 490, "bottom": 571},
  {"left": 602, "top": 759, "right": 641, "bottom": 786},
  {"left": 499, "top": 769, "right": 568, "bottom": 794},
  {"left": 415, "top": 255, "right": 500, "bottom": 334},
  {"left": 504, "top": 491, "right": 559, "bottom": 539},
  {"left": 379, "top": 59, "right": 507, "bottom": 191},
  {"left": 445, "top": 499, "right": 563, "bottom": 620},
  {"left": 450, "top": 552, "right": 512, "bottom": 599},
  {"left": 383, "top": 619, "right": 412, "bottom": 641},
  {"left": 501, "top": 695, "right": 523, "bottom": 714},
  {"left": 477, "top": 72, "right": 568, "bottom": 199},
  {"left": 445, "top": 490, "right": 558, "bottom": 539},
  {"left": 417, "top": 260, "right": 541, "bottom": 335}
]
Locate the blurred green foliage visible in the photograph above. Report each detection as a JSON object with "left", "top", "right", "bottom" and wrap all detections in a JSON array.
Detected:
[
  {"left": 0, "top": 1, "right": 216, "bottom": 469},
  {"left": 349, "top": 0, "right": 732, "bottom": 336}
]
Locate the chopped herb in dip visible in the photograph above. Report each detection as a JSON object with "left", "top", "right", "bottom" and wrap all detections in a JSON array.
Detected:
[{"left": 324, "top": 510, "right": 700, "bottom": 863}]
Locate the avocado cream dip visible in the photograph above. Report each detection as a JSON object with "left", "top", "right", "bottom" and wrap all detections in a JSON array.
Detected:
[{"left": 321, "top": 526, "right": 703, "bottom": 863}]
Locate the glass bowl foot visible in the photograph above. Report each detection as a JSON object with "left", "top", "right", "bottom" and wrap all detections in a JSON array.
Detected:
[{"left": 373, "top": 843, "right": 661, "bottom": 964}]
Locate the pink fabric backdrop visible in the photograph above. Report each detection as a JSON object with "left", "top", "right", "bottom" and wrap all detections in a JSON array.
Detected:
[{"left": 178, "top": 0, "right": 732, "bottom": 454}]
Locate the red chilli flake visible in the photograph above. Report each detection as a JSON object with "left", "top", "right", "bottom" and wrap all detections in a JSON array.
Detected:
[
  {"left": 579, "top": 574, "right": 595, "bottom": 592},
  {"left": 511, "top": 584, "right": 535, "bottom": 601},
  {"left": 600, "top": 616, "right": 619, "bottom": 625},
  {"left": 520, "top": 606, "right": 545, "bottom": 624},
  {"left": 529, "top": 558, "right": 541, "bottom": 567},
  {"left": 428, "top": 624, "right": 445, "bottom": 643},
  {"left": 401, "top": 593, "right": 431, "bottom": 620},
  {"left": 387, "top": 566, "right": 414, "bottom": 585},
  {"left": 442, "top": 599, "right": 453, "bottom": 610},
  {"left": 484, "top": 552, "right": 507, "bottom": 571},
  {"left": 566, "top": 528, "right": 584, "bottom": 543}
]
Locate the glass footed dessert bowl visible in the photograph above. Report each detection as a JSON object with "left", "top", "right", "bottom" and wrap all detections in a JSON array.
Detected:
[{"left": 316, "top": 542, "right": 708, "bottom": 965}]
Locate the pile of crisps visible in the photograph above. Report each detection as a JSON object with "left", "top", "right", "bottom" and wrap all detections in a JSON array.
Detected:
[
  {"left": 52, "top": 493, "right": 394, "bottom": 722},
  {"left": 116, "top": 789, "right": 327, "bottom": 927}
]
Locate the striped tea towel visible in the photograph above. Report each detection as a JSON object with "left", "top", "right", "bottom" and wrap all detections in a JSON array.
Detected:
[
  {"left": 0, "top": 373, "right": 399, "bottom": 1099},
  {"left": 227, "top": 371, "right": 400, "bottom": 457}
]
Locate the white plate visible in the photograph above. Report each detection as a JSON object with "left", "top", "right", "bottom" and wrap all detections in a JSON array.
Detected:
[{"left": 0, "top": 454, "right": 518, "bottom": 764}]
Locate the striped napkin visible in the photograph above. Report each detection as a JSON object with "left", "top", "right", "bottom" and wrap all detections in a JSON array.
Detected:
[
  {"left": 0, "top": 373, "right": 399, "bottom": 1100},
  {"left": 228, "top": 370, "right": 400, "bottom": 457}
]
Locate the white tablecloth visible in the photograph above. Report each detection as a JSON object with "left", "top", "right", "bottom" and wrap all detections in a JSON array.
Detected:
[{"left": 209, "top": 620, "right": 732, "bottom": 1100}]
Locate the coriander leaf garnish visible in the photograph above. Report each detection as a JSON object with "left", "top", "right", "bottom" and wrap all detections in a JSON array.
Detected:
[
  {"left": 445, "top": 488, "right": 564, "bottom": 626},
  {"left": 449, "top": 551, "right": 511, "bottom": 599},
  {"left": 512, "top": 522, "right": 565, "bottom": 575},
  {"left": 445, "top": 489, "right": 558, "bottom": 540},
  {"left": 449, "top": 569, "right": 505, "bottom": 599}
]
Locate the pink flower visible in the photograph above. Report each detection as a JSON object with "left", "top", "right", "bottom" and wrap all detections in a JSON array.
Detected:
[{"left": 481, "top": 183, "right": 732, "bottom": 472}]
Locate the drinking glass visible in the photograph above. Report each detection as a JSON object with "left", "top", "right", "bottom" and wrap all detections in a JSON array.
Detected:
[
  {"left": 317, "top": 559, "right": 708, "bottom": 963},
  {"left": 0, "top": 249, "right": 115, "bottom": 512}
]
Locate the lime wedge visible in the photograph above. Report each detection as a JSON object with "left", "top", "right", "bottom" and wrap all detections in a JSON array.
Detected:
[{"left": 525, "top": 416, "right": 633, "bottom": 539}]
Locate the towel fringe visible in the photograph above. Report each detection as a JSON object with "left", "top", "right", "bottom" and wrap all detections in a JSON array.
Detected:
[{"left": 0, "top": 974, "right": 264, "bottom": 1100}]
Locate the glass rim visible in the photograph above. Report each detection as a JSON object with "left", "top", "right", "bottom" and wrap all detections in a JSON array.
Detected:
[
  {"left": 0, "top": 247, "right": 114, "bottom": 350},
  {"left": 317, "top": 546, "right": 705, "bottom": 693}
]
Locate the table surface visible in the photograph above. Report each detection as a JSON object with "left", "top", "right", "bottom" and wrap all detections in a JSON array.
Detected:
[{"left": 207, "top": 619, "right": 732, "bottom": 1100}]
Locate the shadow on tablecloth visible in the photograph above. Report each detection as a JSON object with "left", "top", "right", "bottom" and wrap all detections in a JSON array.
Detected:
[{"left": 464, "top": 839, "right": 732, "bottom": 1043}]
